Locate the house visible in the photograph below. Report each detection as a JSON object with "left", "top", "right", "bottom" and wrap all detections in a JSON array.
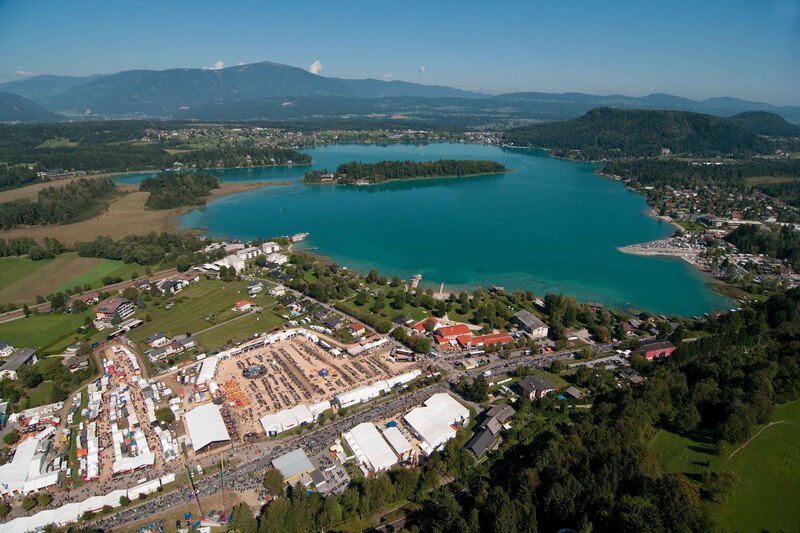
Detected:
[
  {"left": 350, "top": 322, "right": 366, "bottom": 338},
  {"left": 248, "top": 282, "right": 264, "bottom": 295},
  {"left": 324, "top": 316, "right": 344, "bottom": 330},
  {"left": 261, "top": 241, "right": 280, "bottom": 254},
  {"left": 519, "top": 376, "right": 556, "bottom": 400},
  {"left": 0, "top": 341, "right": 14, "bottom": 358},
  {"left": 513, "top": 310, "right": 549, "bottom": 339},
  {"left": 0, "top": 348, "right": 38, "bottom": 380},
  {"left": 80, "top": 292, "right": 100, "bottom": 305},
  {"left": 266, "top": 253, "right": 288, "bottom": 265},
  {"left": 466, "top": 428, "right": 496, "bottom": 458},
  {"left": 95, "top": 298, "right": 134, "bottom": 322},
  {"left": 178, "top": 272, "right": 200, "bottom": 284},
  {"left": 637, "top": 339, "right": 676, "bottom": 361},
  {"left": 145, "top": 333, "right": 170, "bottom": 348},
  {"left": 64, "top": 354, "right": 89, "bottom": 373},
  {"left": 157, "top": 279, "right": 186, "bottom": 296},
  {"left": 233, "top": 300, "right": 255, "bottom": 312},
  {"left": 412, "top": 317, "right": 438, "bottom": 333},
  {"left": 563, "top": 386, "right": 584, "bottom": 400},
  {"left": 484, "top": 404, "right": 516, "bottom": 425},
  {"left": 146, "top": 347, "right": 168, "bottom": 362},
  {"left": 270, "top": 284, "right": 287, "bottom": 297},
  {"left": 391, "top": 315, "right": 414, "bottom": 326},
  {"left": 236, "top": 246, "right": 261, "bottom": 260}
]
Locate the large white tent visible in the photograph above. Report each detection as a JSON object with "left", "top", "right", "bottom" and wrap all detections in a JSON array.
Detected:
[
  {"left": 403, "top": 393, "right": 470, "bottom": 454},
  {"left": 344, "top": 423, "right": 397, "bottom": 472},
  {"left": 183, "top": 403, "right": 230, "bottom": 453}
]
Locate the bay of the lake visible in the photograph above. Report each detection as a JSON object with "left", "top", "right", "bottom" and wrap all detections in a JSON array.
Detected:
[{"left": 141, "top": 142, "right": 729, "bottom": 316}]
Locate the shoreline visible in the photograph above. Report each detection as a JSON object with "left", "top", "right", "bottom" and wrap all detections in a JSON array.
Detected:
[{"left": 0, "top": 180, "right": 291, "bottom": 245}]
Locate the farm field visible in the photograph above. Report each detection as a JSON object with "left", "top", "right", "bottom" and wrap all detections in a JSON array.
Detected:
[
  {"left": 0, "top": 253, "right": 140, "bottom": 305},
  {"left": 651, "top": 400, "right": 800, "bottom": 532},
  {"left": 0, "top": 310, "right": 90, "bottom": 351}
]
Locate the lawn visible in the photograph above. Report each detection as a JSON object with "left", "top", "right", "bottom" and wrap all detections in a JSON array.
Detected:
[
  {"left": 127, "top": 279, "right": 255, "bottom": 343},
  {"left": 26, "top": 381, "right": 56, "bottom": 407},
  {"left": 0, "top": 310, "right": 90, "bottom": 350},
  {"left": 0, "top": 253, "right": 140, "bottom": 305},
  {"left": 193, "top": 310, "right": 285, "bottom": 351},
  {"left": 651, "top": 400, "right": 800, "bottom": 532}
]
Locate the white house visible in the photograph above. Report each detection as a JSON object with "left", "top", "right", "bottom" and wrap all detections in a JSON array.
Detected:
[
  {"left": 266, "top": 253, "right": 288, "bottom": 265},
  {"left": 261, "top": 241, "right": 280, "bottom": 254}
]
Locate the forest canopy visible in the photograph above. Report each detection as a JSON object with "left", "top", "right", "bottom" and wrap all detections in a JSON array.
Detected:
[{"left": 303, "top": 159, "right": 506, "bottom": 184}]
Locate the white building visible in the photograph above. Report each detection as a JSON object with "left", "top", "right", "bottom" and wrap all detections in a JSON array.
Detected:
[
  {"left": 0, "top": 427, "right": 60, "bottom": 496},
  {"left": 260, "top": 401, "right": 329, "bottom": 436},
  {"left": 215, "top": 254, "right": 246, "bottom": 273},
  {"left": 261, "top": 241, "right": 280, "bottom": 254},
  {"left": 334, "top": 370, "right": 421, "bottom": 409},
  {"left": 266, "top": 253, "right": 288, "bottom": 265},
  {"left": 343, "top": 423, "right": 398, "bottom": 472},
  {"left": 403, "top": 393, "right": 470, "bottom": 455},
  {"left": 184, "top": 404, "right": 231, "bottom": 453},
  {"left": 236, "top": 246, "right": 261, "bottom": 260}
]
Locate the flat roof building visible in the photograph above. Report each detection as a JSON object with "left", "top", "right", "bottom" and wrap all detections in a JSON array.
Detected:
[
  {"left": 183, "top": 404, "right": 230, "bottom": 453},
  {"left": 272, "top": 448, "right": 315, "bottom": 484}
]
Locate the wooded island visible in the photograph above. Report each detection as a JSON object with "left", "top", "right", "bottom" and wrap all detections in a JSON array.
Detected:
[{"left": 303, "top": 159, "right": 506, "bottom": 185}]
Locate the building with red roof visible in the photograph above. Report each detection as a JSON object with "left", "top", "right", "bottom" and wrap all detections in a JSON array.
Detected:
[
  {"left": 234, "top": 300, "right": 256, "bottom": 312},
  {"left": 350, "top": 322, "right": 366, "bottom": 337},
  {"left": 412, "top": 317, "right": 438, "bottom": 333},
  {"left": 436, "top": 324, "right": 471, "bottom": 339},
  {"left": 458, "top": 333, "right": 514, "bottom": 349}
]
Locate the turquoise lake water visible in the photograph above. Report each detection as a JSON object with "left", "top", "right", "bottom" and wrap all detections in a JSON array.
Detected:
[{"left": 119, "top": 143, "right": 729, "bottom": 316}]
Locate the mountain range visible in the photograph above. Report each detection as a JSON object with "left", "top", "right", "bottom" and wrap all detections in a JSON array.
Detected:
[{"left": 1, "top": 60, "right": 799, "bottom": 125}]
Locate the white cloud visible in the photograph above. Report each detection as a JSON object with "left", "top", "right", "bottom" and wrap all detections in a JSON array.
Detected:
[
  {"left": 15, "top": 70, "right": 33, "bottom": 77},
  {"left": 203, "top": 61, "right": 224, "bottom": 70},
  {"left": 419, "top": 65, "right": 427, "bottom": 74},
  {"left": 382, "top": 72, "right": 394, "bottom": 80},
  {"left": 309, "top": 60, "right": 323, "bottom": 75}
]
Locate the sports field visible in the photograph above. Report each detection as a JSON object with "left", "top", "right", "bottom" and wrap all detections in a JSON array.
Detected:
[
  {"left": 651, "top": 400, "right": 800, "bottom": 532},
  {"left": 0, "top": 253, "right": 140, "bottom": 304}
]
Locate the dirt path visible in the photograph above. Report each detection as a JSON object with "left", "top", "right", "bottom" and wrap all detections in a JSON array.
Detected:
[{"left": 728, "top": 420, "right": 790, "bottom": 460}]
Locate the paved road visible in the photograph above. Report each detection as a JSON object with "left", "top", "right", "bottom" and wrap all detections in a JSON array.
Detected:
[{"left": 90, "top": 381, "right": 449, "bottom": 530}]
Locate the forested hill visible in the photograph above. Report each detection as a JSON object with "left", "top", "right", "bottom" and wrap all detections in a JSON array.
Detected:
[
  {"left": 504, "top": 108, "right": 770, "bottom": 159},
  {"left": 303, "top": 159, "right": 506, "bottom": 185},
  {"left": 731, "top": 111, "right": 800, "bottom": 136},
  {"left": 0, "top": 92, "right": 61, "bottom": 123}
]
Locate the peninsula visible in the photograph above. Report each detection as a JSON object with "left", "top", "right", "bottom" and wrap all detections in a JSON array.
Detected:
[{"left": 302, "top": 159, "right": 507, "bottom": 185}]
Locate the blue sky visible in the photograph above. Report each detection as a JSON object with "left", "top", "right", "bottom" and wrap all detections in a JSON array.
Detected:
[{"left": 1, "top": 0, "right": 798, "bottom": 104}]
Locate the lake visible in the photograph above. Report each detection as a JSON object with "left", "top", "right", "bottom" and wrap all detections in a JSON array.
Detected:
[{"left": 132, "top": 142, "right": 728, "bottom": 316}]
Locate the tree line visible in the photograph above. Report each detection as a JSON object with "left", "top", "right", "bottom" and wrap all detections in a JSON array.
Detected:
[
  {"left": 603, "top": 158, "right": 800, "bottom": 189},
  {"left": 303, "top": 159, "right": 506, "bottom": 184},
  {"left": 0, "top": 177, "right": 117, "bottom": 229},
  {"left": 139, "top": 172, "right": 220, "bottom": 209},
  {"left": 724, "top": 223, "right": 800, "bottom": 267}
]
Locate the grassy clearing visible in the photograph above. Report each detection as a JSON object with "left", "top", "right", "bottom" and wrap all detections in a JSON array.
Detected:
[
  {"left": 26, "top": 381, "right": 55, "bottom": 407},
  {"left": 743, "top": 175, "right": 798, "bottom": 186},
  {"left": 127, "top": 279, "right": 254, "bottom": 343},
  {"left": 651, "top": 400, "right": 800, "bottom": 532},
  {"left": 194, "top": 310, "right": 285, "bottom": 351},
  {"left": 0, "top": 310, "right": 89, "bottom": 350}
]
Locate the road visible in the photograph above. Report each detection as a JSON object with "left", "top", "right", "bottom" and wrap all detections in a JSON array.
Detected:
[
  {"left": 90, "top": 380, "right": 449, "bottom": 530},
  {"left": 0, "top": 267, "right": 178, "bottom": 324}
]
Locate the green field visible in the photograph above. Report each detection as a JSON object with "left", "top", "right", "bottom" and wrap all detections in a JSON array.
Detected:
[
  {"left": 26, "top": 380, "right": 55, "bottom": 407},
  {"left": 651, "top": 400, "right": 800, "bottom": 532},
  {"left": 127, "top": 279, "right": 259, "bottom": 342},
  {"left": 0, "top": 253, "right": 141, "bottom": 304},
  {"left": 0, "top": 310, "right": 90, "bottom": 350},
  {"left": 193, "top": 310, "right": 285, "bottom": 351}
]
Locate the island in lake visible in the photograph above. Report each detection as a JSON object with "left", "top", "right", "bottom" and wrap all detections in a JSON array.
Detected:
[{"left": 302, "top": 159, "right": 507, "bottom": 185}]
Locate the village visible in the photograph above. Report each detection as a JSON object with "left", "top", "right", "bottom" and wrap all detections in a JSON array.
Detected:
[{"left": 0, "top": 235, "right": 686, "bottom": 533}]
